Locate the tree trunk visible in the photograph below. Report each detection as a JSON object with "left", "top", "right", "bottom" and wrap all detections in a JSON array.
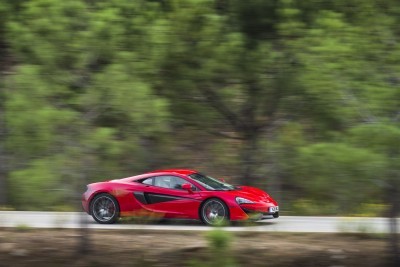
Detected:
[
  {"left": 267, "top": 151, "right": 283, "bottom": 206},
  {"left": 78, "top": 210, "right": 91, "bottom": 255},
  {"left": 0, "top": 170, "right": 6, "bottom": 206},
  {"left": 0, "top": 102, "right": 7, "bottom": 206},
  {"left": 239, "top": 132, "right": 259, "bottom": 186},
  {"left": 388, "top": 182, "right": 400, "bottom": 267},
  {"left": 0, "top": 165, "right": 7, "bottom": 206},
  {"left": 76, "top": 154, "right": 91, "bottom": 255}
]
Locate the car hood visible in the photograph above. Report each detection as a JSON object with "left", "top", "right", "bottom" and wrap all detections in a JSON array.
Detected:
[{"left": 228, "top": 185, "right": 277, "bottom": 204}]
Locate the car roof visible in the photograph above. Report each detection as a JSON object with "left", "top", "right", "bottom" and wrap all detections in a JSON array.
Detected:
[
  {"left": 145, "top": 169, "right": 198, "bottom": 176},
  {"left": 117, "top": 169, "right": 199, "bottom": 183}
]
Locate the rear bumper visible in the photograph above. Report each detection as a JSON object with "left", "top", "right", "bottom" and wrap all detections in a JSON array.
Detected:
[{"left": 81, "top": 193, "right": 90, "bottom": 214}]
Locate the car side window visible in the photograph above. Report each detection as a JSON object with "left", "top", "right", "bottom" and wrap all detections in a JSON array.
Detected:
[
  {"left": 142, "top": 177, "right": 153, "bottom": 185},
  {"left": 154, "top": 176, "right": 193, "bottom": 190}
]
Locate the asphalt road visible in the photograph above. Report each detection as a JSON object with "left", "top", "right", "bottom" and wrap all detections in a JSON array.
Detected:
[{"left": 0, "top": 211, "right": 399, "bottom": 233}]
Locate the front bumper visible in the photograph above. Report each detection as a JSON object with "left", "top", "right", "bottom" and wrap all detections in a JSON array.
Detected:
[
  {"left": 241, "top": 207, "right": 279, "bottom": 220},
  {"left": 229, "top": 202, "right": 279, "bottom": 221},
  {"left": 255, "top": 212, "right": 279, "bottom": 220}
]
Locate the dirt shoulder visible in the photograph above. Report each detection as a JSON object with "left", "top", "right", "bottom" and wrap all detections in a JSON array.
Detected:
[{"left": 0, "top": 228, "right": 394, "bottom": 267}]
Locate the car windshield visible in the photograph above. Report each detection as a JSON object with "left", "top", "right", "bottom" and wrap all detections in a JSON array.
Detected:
[{"left": 189, "top": 173, "right": 236, "bottom": 191}]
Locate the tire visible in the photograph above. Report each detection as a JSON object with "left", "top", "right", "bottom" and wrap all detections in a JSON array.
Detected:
[
  {"left": 90, "top": 193, "right": 120, "bottom": 224},
  {"left": 200, "top": 198, "right": 229, "bottom": 226}
]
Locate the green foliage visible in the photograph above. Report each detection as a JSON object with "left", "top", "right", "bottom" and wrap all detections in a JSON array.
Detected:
[
  {"left": 2, "top": 0, "right": 172, "bottom": 209},
  {"left": 290, "top": 199, "right": 338, "bottom": 216},
  {"left": 7, "top": 0, "right": 89, "bottom": 73},
  {"left": 290, "top": 199, "right": 387, "bottom": 217},
  {"left": 353, "top": 203, "right": 388, "bottom": 217},
  {"left": 296, "top": 143, "right": 387, "bottom": 213},
  {"left": 348, "top": 123, "right": 400, "bottom": 156},
  {"left": 206, "top": 228, "right": 232, "bottom": 250},
  {"left": 15, "top": 223, "right": 32, "bottom": 232},
  {"left": 9, "top": 158, "right": 62, "bottom": 209},
  {"left": 0, "top": 1, "right": 10, "bottom": 27},
  {"left": 190, "top": 229, "right": 236, "bottom": 267}
]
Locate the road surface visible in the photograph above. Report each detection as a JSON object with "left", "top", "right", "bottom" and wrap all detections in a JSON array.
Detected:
[{"left": 0, "top": 211, "right": 399, "bottom": 233}]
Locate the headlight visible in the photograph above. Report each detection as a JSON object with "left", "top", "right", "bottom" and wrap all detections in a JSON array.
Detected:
[{"left": 236, "top": 197, "right": 254, "bottom": 204}]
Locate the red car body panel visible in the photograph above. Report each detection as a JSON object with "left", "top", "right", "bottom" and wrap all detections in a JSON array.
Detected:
[{"left": 82, "top": 169, "right": 279, "bottom": 222}]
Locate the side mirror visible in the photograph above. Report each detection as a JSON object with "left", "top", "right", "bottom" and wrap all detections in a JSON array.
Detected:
[{"left": 182, "top": 183, "right": 193, "bottom": 192}]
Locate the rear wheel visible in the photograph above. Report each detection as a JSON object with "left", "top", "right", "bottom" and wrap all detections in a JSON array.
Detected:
[
  {"left": 200, "top": 198, "right": 229, "bottom": 226},
  {"left": 90, "top": 193, "right": 119, "bottom": 224}
]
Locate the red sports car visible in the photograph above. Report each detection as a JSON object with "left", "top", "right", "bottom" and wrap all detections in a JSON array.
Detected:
[{"left": 82, "top": 169, "right": 279, "bottom": 225}]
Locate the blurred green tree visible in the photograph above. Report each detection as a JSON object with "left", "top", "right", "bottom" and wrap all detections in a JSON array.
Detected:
[
  {"left": 349, "top": 124, "right": 400, "bottom": 265},
  {"left": 291, "top": 2, "right": 400, "bottom": 263},
  {"left": 5, "top": 0, "right": 170, "bottom": 209},
  {"left": 0, "top": 0, "right": 11, "bottom": 206},
  {"left": 155, "top": 0, "right": 308, "bottom": 185},
  {"left": 296, "top": 143, "right": 387, "bottom": 214}
]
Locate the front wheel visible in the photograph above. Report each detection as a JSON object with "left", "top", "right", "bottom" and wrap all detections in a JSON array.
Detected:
[
  {"left": 90, "top": 193, "right": 120, "bottom": 224},
  {"left": 200, "top": 198, "right": 229, "bottom": 226}
]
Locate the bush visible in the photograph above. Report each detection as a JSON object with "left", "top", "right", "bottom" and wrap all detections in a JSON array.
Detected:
[{"left": 191, "top": 228, "right": 237, "bottom": 267}]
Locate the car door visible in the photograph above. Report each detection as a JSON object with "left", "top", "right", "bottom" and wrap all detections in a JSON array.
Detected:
[{"left": 134, "top": 175, "right": 203, "bottom": 219}]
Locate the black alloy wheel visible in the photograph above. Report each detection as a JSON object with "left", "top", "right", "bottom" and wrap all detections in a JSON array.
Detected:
[{"left": 90, "top": 193, "right": 120, "bottom": 224}]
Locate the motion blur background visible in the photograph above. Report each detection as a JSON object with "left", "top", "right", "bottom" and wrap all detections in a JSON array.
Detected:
[{"left": 0, "top": 0, "right": 399, "bottom": 219}]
